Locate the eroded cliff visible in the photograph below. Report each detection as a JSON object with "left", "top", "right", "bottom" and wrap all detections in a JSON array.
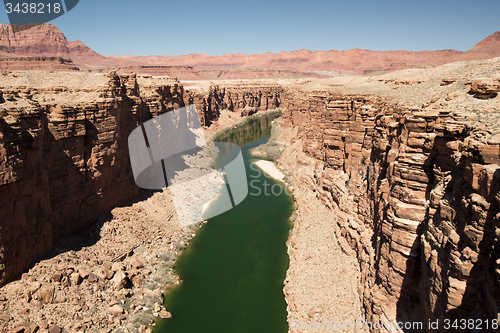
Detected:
[
  {"left": 0, "top": 71, "right": 189, "bottom": 286},
  {"left": 0, "top": 59, "right": 499, "bottom": 332},
  {"left": 0, "top": 72, "right": 284, "bottom": 288},
  {"left": 187, "top": 83, "right": 283, "bottom": 126},
  {"left": 280, "top": 87, "right": 500, "bottom": 330}
]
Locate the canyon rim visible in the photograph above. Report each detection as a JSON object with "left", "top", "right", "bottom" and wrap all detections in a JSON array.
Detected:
[{"left": 0, "top": 20, "right": 499, "bottom": 333}]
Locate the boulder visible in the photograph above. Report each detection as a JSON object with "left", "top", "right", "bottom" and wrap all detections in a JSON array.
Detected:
[
  {"left": 23, "top": 322, "right": 38, "bottom": 333},
  {"left": 469, "top": 77, "right": 500, "bottom": 98},
  {"left": 129, "top": 256, "right": 145, "bottom": 269},
  {"left": 69, "top": 272, "right": 82, "bottom": 285},
  {"left": 108, "top": 304, "right": 124, "bottom": 317},
  {"left": 112, "top": 270, "right": 128, "bottom": 290},
  {"left": 86, "top": 272, "right": 98, "bottom": 283},
  {"left": 48, "top": 325, "right": 61, "bottom": 333},
  {"left": 102, "top": 262, "right": 114, "bottom": 280},
  {"left": 38, "top": 283, "right": 55, "bottom": 304},
  {"left": 111, "top": 262, "right": 124, "bottom": 272},
  {"left": 51, "top": 272, "right": 62, "bottom": 283}
]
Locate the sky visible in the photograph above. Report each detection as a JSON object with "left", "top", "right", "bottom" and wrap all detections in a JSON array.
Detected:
[{"left": 1, "top": 0, "right": 499, "bottom": 56}]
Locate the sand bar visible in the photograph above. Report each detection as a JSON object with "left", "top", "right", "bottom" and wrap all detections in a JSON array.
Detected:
[{"left": 254, "top": 160, "right": 285, "bottom": 181}]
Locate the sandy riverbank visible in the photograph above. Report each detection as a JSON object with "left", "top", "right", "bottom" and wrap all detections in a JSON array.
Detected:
[
  {"left": 257, "top": 121, "right": 367, "bottom": 333},
  {"left": 254, "top": 160, "right": 286, "bottom": 181}
]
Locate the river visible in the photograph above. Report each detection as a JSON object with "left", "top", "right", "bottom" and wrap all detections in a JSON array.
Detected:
[{"left": 154, "top": 113, "right": 293, "bottom": 333}]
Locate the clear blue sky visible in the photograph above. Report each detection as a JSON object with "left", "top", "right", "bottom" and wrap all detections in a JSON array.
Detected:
[{"left": 1, "top": 0, "right": 499, "bottom": 56}]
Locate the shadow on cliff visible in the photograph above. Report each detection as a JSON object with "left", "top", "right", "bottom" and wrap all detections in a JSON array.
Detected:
[
  {"left": 393, "top": 134, "right": 459, "bottom": 332},
  {"left": 42, "top": 188, "right": 161, "bottom": 262},
  {"left": 35, "top": 100, "right": 164, "bottom": 265},
  {"left": 368, "top": 132, "right": 426, "bottom": 330},
  {"left": 369, "top": 145, "right": 391, "bottom": 284},
  {"left": 38, "top": 95, "right": 192, "bottom": 265},
  {"left": 445, "top": 168, "right": 500, "bottom": 332},
  {"left": 392, "top": 155, "right": 434, "bottom": 332},
  {"left": 394, "top": 135, "right": 500, "bottom": 332},
  {"left": 0, "top": 106, "right": 159, "bottom": 285}
]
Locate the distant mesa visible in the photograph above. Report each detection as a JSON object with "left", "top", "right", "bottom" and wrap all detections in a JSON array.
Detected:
[
  {"left": 0, "top": 23, "right": 499, "bottom": 79},
  {"left": 0, "top": 23, "right": 107, "bottom": 66}
]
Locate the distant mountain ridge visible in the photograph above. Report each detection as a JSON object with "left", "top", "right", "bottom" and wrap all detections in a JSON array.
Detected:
[
  {"left": 466, "top": 31, "right": 500, "bottom": 58},
  {"left": 108, "top": 48, "right": 465, "bottom": 75},
  {"left": 0, "top": 23, "right": 499, "bottom": 77}
]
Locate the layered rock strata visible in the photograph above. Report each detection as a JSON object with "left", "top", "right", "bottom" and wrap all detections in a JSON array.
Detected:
[
  {"left": 188, "top": 84, "right": 283, "bottom": 126},
  {"left": 0, "top": 72, "right": 284, "bottom": 287},
  {"left": 0, "top": 71, "right": 187, "bottom": 286},
  {"left": 0, "top": 24, "right": 111, "bottom": 68},
  {"left": 1, "top": 68, "right": 499, "bottom": 332},
  {"left": 114, "top": 66, "right": 204, "bottom": 80},
  {"left": 0, "top": 57, "right": 80, "bottom": 71},
  {"left": 280, "top": 92, "right": 500, "bottom": 331},
  {"left": 111, "top": 67, "right": 323, "bottom": 80}
]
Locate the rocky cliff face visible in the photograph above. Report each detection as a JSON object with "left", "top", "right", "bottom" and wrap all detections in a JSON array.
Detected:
[
  {"left": 0, "top": 24, "right": 105, "bottom": 64},
  {"left": 281, "top": 91, "right": 500, "bottom": 330},
  {"left": 114, "top": 66, "right": 204, "bottom": 80},
  {"left": 0, "top": 72, "right": 283, "bottom": 286},
  {"left": 0, "top": 71, "right": 189, "bottom": 286},
  {"left": 187, "top": 84, "right": 283, "bottom": 126},
  {"left": 0, "top": 56, "right": 80, "bottom": 71},
  {"left": 111, "top": 67, "right": 323, "bottom": 81}
]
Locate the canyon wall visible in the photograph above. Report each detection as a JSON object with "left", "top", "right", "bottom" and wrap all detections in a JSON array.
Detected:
[
  {"left": 281, "top": 92, "right": 500, "bottom": 331},
  {"left": 0, "top": 72, "right": 187, "bottom": 286},
  {"left": 0, "top": 73, "right": 282, "bottom": 286},
  {"left": 114, "top": 66, "right": 204, "bottom": 80},
  {"left": 112, "top": 67, "right": 322, "bottom": 80},
  {"left": 188, "top": 84, "right": 283, "bottom": 126},
  {"left": 1, "top": 68, "right": 498, "bottom": 330}
]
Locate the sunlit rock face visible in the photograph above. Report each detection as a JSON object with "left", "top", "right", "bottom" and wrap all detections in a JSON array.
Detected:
[
  {"left": 0, "top": 71, "right": 285, "bottom": 287},
  {"left": 281, "top": 91, "right": 500, "bottom": 331}
]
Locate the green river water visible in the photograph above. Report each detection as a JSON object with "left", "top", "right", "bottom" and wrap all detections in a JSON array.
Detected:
[{"left": 154, "top": 114, "right": 293, "bottom": 333}]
